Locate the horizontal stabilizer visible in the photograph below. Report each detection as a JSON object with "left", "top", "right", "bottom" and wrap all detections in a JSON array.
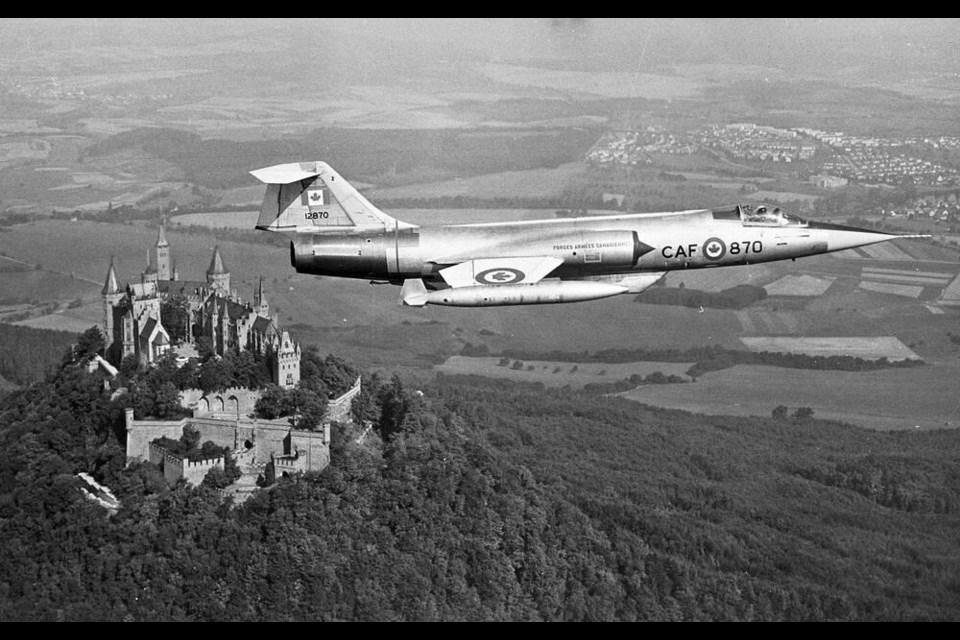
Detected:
[
  {"left": 439, "top": 256, "right": 563, "bottom": 288},
  {"left": 249, "top": 163, "right": 322, "bottom": 185}
]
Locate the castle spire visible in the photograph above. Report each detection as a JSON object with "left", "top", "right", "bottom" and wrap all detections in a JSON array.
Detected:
[
  {"left": 102, "top": 256, "right": 120, "bottom": 295},
  {"left": 254, "top": 275, "right": 269, "bottom": 315},
  {"left": 206, "top": 245, "right": 230, "bottom": 293},
  {"left": 156, "top": 220, "right": 171, "bottom": 281},
  {"left": 157, "top": 220, "right": 169, "bottom": 248},
  {"left": 207, "top": 246, "right": 227, "bottom": 276}
]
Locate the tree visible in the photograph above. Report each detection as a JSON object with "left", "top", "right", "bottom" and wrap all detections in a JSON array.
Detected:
[
  {"left": 231, "top": 350, "right": 269, "bottom": 389},
  {"left": 152, "top": 381, "right": 185, "bottom": 420},
  {"left": 286, "top": 387, "right": 327, "bottom": 431},
  {"left": 69, "top": 326, "right": 105, "bottom": 365},
  {"left": 159, "top": 294, "right": 190, "bottom": 345},
  {"left": 198, "top": 356, "right": 233, "bottom": 393},
  {"left": 772, "top": 405, "right": 789, "bottom": 420},
  {"left": 793, "top": 407, "right": 815, "bottom": 422},
  {"left": 255, "top": 384, "right": 287, "bottom": 420},
  {"left": 378, "top": 374, "right": 413, "bottom": 440},
  {"left": 180, "top": 424, "right": 201, "bottom": 451}
]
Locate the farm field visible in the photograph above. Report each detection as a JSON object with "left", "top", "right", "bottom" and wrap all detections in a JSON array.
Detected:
[
  {"left": 858, "top": 281, "right": 923, "bottom": 298},
  {"left": 364, "top": 162, "right": 587, "bottom": 201},
  {"left": 435, "top": 355, "right": 693, "bottom": 388},
  {"left": 739, "top": 336, "right": 920, "bottom": 361},
  {"left": 480, "top": 63, "right": 704, "bottom": 99},
  {"left": 663, "top": 263, "right": 774, "bottom": 290},
  {"left": 764, "top": 274, "right": 835, "bottom": 296},
  {"left": 171, "top": 211, "right": 259, "bottom": 229},
  {"left": 749, "top": 190, "right": 820, "bottom": 204},
  {"left": 620, "top": 362, "right": 960, "bottom": 431}
]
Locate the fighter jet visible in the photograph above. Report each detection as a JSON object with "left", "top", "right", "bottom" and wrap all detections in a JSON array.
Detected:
[{"left": 250, "top": 161, "right": 926, "bottom": 307}]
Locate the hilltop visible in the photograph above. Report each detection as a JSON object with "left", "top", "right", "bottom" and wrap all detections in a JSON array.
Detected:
[{"left": 0, "top": 339, "right": 959, "bottom": 620}]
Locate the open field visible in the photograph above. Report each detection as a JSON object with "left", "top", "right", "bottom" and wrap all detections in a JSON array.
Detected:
[
  {"left": 941, "top": 274, "right": 960, "bottom": 306},
  {"left": 619, "top": 362, "right": 960, "bottom": 431},
  {"left": 749, "top": 190, "right": 820, "bottom": 204},
  {"left": 14, "top": 309, "right": 101, "bottom": 333},
  {"left": 364, "top": 162, "right": 588, "bottom": 201},
  {"left": 739, "top": 336, "right": 920, "bottom": 361},
  {"left": 480, "top": 63, "right": 705, "bottom": 99},
  {"left": 435, "top": 355, "right": 693, "bottom": 388},
  {"left": 858, "top": 281, "right": 923, "bottom": 298},
  {"left": 764, "top": 274, "right": 835, "bottom": 296},
  {"left": 155, "top": 88, "right": 475, "bottom": 132},
  {"left": 733, "top": 310, "right": 799, "bottom": 334},
  {"left": 171, "top": 211, "right": 259, "bottom": 229},
  {"left": 662, "top": 263, "right": 774, "bottom": 290}
]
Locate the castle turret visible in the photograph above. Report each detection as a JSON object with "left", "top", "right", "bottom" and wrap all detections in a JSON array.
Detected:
[
  {"left": 102, "top": 257, "right": 123, "bottom": 353},
  {"left": 274, "top": 330, "right": 301, "bottom": 389},
  {"left": 206, "top": 246, "right": 230, "bottom": 294},
  {"left": 156, "top": 221, "right": 171, "bottom": 281},
  {"left": 253, "top": 276, "right": 269, "bottom": 316},
  {"left": 142, "top": 249, "right": 158, "bottom": 288}
]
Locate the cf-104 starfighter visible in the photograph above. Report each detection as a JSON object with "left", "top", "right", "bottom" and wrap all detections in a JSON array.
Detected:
[{"left": 250, "top": 161, "right": 925, "bottom": 307}]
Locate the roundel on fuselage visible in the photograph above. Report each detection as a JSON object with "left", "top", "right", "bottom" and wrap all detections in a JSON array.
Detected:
[
  {"left": 702, "top": 237, "right": 726, "bottom": 261},
  {"left": 476, "top": 268, "right": 525, "bottom": 285}
]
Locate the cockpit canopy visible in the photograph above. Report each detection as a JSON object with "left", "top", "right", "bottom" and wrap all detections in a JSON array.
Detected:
[{"left": 711, "top": 204, "right": 808, "bottom": 227}]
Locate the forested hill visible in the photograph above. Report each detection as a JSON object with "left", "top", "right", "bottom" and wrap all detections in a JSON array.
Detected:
[
  {"left": 0, "top": 324, "right": 79, "bottom": 388},
  {"left": 1, "top": 352, "right": 959, "bottom": 620}
]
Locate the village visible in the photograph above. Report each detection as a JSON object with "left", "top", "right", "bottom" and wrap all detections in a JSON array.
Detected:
[{"left": 588, "top": 123, "right": 960, "bottom": 187}]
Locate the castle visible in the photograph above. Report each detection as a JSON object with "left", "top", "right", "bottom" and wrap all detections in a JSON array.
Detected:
[{"left": 101, "top": 223, "right": 301, "bottom": 388}]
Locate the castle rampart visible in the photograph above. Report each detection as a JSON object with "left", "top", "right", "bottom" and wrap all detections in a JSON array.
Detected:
[
  {"left": 126, "top": 407, "right": 332, "bottom": 483},
  {"left": 326, "top": 377, "right": 361, "bottom": 424},
  {"left": 149, "top": 441, "right": 224, "bottom": 487}
]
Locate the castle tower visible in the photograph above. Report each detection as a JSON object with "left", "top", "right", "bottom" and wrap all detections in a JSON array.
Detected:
[
  {"left": 218, "top": 297, "right": 229, "bottom": 354},
  {"left": 142, "top": 249, "right": 158, "bottom": 289},
  {"left": 156, "top": 221, "right": 171, "bottom": 281},
  {"left": 253, "top": 276, "right": 269, "bottom": 317},
  {"left": 274, "top": 330, "right": 301, "bottom": 389},
  {"left": 101, "top": 256, "right": 123, "bottom": 352},
  {"left": 209, "top": 296, "right": 220, "bottom": 353},
  {"left": 206, "top": 246, "right": 230, "bottom": 294}
]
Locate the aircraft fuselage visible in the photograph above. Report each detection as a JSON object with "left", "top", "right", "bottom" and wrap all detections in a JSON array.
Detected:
[
  {"left": 289, "top": 208, "right": 886, "bottom": 284},
  {"left": 251, "top": 162, "right": 921, "bottom": 307}
]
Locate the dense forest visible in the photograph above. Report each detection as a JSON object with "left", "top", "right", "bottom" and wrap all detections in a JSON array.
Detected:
[
  {"left": 0, "top": 339, "right": 958, "bottom": 620},
  {"left": 0, "top": 324, "right": 78, "bottom": 388},
  {"left": 81, "top": 126, "right": 604, "bottom": 189}
]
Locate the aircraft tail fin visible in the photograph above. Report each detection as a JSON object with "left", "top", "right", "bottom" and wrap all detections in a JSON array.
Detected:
[{"left": 249, "top": 162, "right": 416, "bottom": 233}]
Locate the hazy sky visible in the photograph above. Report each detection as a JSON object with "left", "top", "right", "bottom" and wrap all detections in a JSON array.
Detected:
[{"left": 1, "top": 18, "right": 957, "bottom": 81}]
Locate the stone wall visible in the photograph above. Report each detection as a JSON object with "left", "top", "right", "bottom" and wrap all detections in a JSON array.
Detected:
[
  {"left": 180, "top": 387, "right": 262, "bottom": 418},
  {"left": 126, "top": 408, "right": 188, "bottom": 462},
  {"left": 127, "top": 394, "right": 339, "bottom": 482},
  {"left": 327, "top": 377, "right": 361, "bottom": 423},
  {"left": 148, "top": 441, "right": 224, "bottom": 487}
]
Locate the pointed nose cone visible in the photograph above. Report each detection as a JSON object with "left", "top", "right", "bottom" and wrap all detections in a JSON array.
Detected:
[{"left": 807, "top": 221, "right": 902, "bottom": 253}]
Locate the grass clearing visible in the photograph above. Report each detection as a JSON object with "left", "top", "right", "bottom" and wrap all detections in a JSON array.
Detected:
[
  {"left": 858, "top": 281, "right": 923, "bottom": 298},
  {"left": 620, "top": 362, "right": 960, "bottom": 431},
  {"left": 435, "top": 355, "right": 693, "bottom": 388},
  {"left": 739, "top": 336, "right": 920, "bottom": 361},
  {"left": 764, "top": 274, "right": 835, "bottom": 296}
]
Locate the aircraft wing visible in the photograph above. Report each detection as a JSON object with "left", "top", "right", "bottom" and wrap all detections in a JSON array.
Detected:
[{"left": 439, "top": 257, "right": 563, "bottom": 288}]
